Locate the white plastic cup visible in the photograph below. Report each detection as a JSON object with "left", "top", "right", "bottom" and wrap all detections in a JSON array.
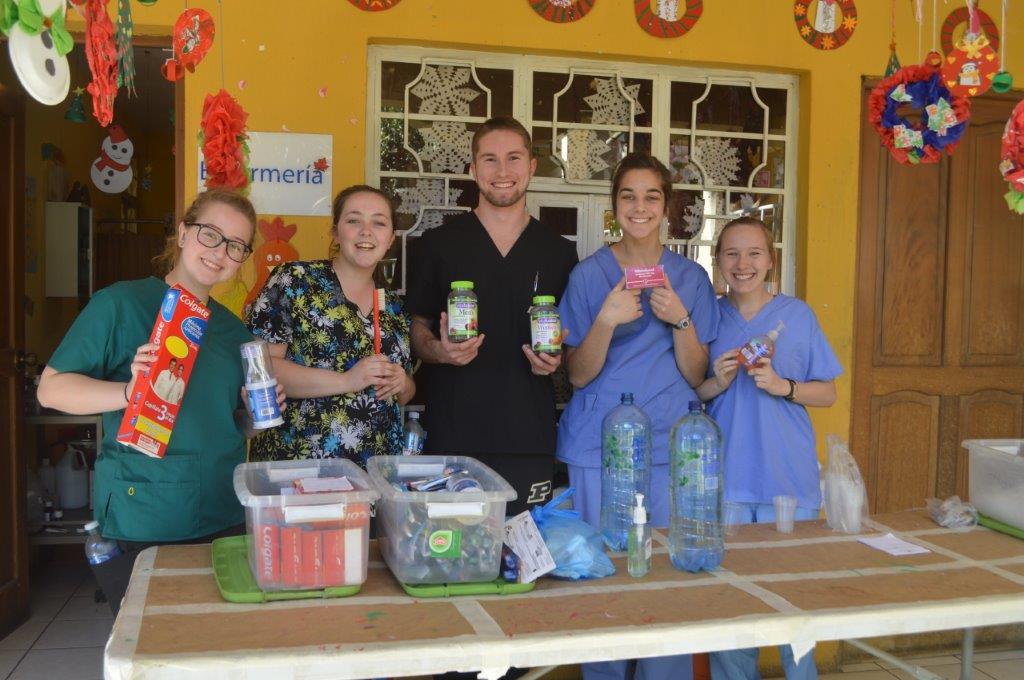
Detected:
[
  {"left": 773, "top": 495, "right": 797, "bottom": 534},
  {"left": 723, "top": 502, "right": 745, "bottom": 536}
]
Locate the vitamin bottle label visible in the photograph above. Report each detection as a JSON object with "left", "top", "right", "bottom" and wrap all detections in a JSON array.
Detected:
[
  {"left": 530, "top": 311, "right": 562, "bottom": 353},
  {"left": 448, "top": 299, "right": 478, "bottom": 339}
]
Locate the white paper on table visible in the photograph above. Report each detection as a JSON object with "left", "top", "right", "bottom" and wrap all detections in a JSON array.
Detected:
[
  {"left": 504, "top": 512, "right": 556, "bottom": 583},
  {"left": 858, "top": 533, "right": 931, "bottom": 556}
]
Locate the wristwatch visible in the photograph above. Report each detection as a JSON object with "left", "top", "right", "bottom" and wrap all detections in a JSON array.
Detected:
[{"left": 673, "top": 315, "right": 691, "bottom": 330}]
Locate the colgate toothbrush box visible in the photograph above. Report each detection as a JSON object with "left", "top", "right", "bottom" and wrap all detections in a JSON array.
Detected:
[
  {"left": 117, "top": 285, "right": 209, "bottom": 458},
  {"left": 233, "top": 459, "right": 379, "bottom": 592}
]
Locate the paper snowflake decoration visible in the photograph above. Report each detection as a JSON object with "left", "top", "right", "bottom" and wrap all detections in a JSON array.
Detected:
[
  {"left": 693, "top": 138, "right": 741, "bottom": 185},
  {"left": 410, "top": 65, "right": 480, "bottom": 116},
  {"left": 419, "top": 121, "right": 473, "bottom": 174},
  {"left": 396, "top": 179, "right": 463, "bottom": 232},
  {"left": 564, "top": 129, "right": 611, "bottom": 180},
  {"left": 584, "top": 77, "right": 645, "bottom": 126},
  {"left": 682, "top": 197, "right": 705, "bottom": 235},
  {"left": 669, "top": 142, "right": 702, "bottom": 184},
  {"left": 657, "top": 0, "right": 678, "bottom": 21}
]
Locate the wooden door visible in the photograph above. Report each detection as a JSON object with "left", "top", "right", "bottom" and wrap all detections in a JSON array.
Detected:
[
  {"left": 0, "top": 84, "right": 28, "bottom": 636},
  {"left": 852, "top": 87, "right": 1024, "bottom": 512}
]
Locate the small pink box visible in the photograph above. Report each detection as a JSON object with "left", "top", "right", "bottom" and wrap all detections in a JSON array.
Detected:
[{"left": 625, "top": 265, "right": 666, "bottom": 290}]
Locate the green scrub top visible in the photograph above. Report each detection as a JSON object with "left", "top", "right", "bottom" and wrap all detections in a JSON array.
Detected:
[{"left": 48, "top": 277, "right": 254, "bottom": 542}]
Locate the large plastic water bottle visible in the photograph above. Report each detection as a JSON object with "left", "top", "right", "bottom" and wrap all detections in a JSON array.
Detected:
[
  {"left": 84, "top": 520, "right": 122, "bottom": 566},
  {"left": 601, "top": 393, "right": 651, "bottom": 551},
  {"left": 669, "top": 400, "right": 724, "bottom": 572}
]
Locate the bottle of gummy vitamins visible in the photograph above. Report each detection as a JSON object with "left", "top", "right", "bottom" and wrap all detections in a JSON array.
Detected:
[
  {"left": 529, "top": 295, "right": 562, "bottom": 356},
  {"left": 447, "top": 281, "right": 478, "bottom": 343}
]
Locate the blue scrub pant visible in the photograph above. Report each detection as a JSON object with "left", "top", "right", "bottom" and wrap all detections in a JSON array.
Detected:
[
  {"left": 568, "top": 464, "right": 693, "bottom": 680},
  {"left": 710, "top": 503, "right": 819, "bottom": 680}
]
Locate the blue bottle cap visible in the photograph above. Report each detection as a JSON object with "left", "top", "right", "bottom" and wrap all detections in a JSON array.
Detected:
[
  {"left": 621, "top": 393, "right": 634, "bottom": 403},
  {"left": 688, "top": 400, "right": 702, "bottom": 412}
]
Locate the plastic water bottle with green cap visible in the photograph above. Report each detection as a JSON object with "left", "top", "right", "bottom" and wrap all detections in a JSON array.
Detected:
[
  {"left": 447, "top": 281, "right": 478, "bottom": 343},
  {"left": 529, "top": 295, "right": 562, "bottom": 356}
]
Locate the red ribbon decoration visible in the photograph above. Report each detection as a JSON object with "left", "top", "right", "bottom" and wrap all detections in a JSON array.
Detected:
[
  {"left": 84, "top": 0, "right": 118, "bottom": 127},
  {"left": 201, "top": 89, "right": 250, "bottom": 191}
]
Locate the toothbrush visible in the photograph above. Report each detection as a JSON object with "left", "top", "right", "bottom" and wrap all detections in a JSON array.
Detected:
[{"left": 372, "top": 288, "right": 384, "bottom": 355}]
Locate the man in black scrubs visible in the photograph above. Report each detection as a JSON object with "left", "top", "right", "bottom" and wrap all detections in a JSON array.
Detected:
[{"left": 406, "top": 116, "right": 578, "bottom": 516}]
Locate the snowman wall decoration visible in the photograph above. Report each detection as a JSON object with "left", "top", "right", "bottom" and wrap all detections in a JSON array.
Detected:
[
  {"left": 2, "top": 0, "right": 74, "bottom": 105},
  {"left": 90, "top": 125, "right": 134, "bottom": 194}
]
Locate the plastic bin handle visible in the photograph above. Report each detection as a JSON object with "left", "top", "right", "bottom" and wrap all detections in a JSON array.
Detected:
[
  {"left": 427, "top": 502, "right": 485, "bottom": 519},
  {"left": 284, "top": 503, "right": 345, "bottom": 523}
]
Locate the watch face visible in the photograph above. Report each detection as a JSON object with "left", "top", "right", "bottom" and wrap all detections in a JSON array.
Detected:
[{"left": 676, "top": 318, "right": 690, "bottom": 329}]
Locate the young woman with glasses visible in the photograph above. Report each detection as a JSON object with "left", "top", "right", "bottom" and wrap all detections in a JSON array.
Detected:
[{"left": 38, "top": 189, "right": 283, "bottom": 616}]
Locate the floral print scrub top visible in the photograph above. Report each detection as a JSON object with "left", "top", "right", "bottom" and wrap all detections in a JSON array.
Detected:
[{"left": 246, "top": 260, "right": 412, "bottom": 466}]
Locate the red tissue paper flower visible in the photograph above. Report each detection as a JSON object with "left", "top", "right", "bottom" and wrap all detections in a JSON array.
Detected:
[
  {"left": 201, "top": 89, "right": 250, "bottom": 191},
  {"left": 84, "top": 0, "right": 119, "bottom": 127}
]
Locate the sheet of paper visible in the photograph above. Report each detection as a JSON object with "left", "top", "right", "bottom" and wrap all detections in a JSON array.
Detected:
[
  {"left": 296, "top": 476, "right": 353, "bottom": 493},
  {"left": 858, "top": 533, "right": 931, "bottom": 556},
  {"left": 504, "top": 511, "right": 556, "bottom": 583}
]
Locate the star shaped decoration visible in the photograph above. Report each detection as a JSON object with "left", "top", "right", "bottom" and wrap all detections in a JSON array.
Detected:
[
  {"left": 794, "top": 3, "right": 806, "bottom": 17},
  {"left": 73, "top": 86, "right": 85, "bottom": 96},
  {"left": 842, "top": 15, "right": 857, "bottom": 31},
  {"left": 800, "top": 24, "right": 812, "bottom": 37},
  {"left": 821, "top": 35, "right": 836, "bottom": 49}
]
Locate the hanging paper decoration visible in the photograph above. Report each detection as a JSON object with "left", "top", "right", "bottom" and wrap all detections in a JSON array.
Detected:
[
  {"left": 84, "top": 0, "right": 119, "bottom": 127},
  {"left": 586, "top": 78, "right": 644, "bottom": 126},
  {"left": 941, "top": 6, "right": 999, "bottom": 55},
  {"left": 794, "top": 0, "right": 857, "bottom": 50},
  {"left": 529, "top": 0, "right": 595, "bottom": 23},
  {"left": 991, "top": 0, "right": 1013, "bottom": 93},
  {"left": 396, "top": 179, "right": 463, "bottom": 231},
  {"left": 419, "top": 121, "right": 473, "bottom": 174},
  {"left": 91, "top": 125, "right": 134, "bottom": 194},
  {"left": 410, "top": 65, "right": 480, "bottom": 116},
  {"left": 115, "top": 0, "right": 135, "bottom": 95},
  {"left": 199, "top": 89, "right": 250, "bottom": 191},
  {"left": 868, "top": 65, "right": 970, "bottom": 165},
  {"left": 941, "top": 32, "right": 1000, "bottom": 97},
  {"left": 347, "top": 0, "right": 402, "bottom": 9},
  {"left": 884, "top": 46, "right": 902, "bottom": 77},
  {"left": 565, "top": 129, "right": 611, "bottom": 180},
  {"left": 693, "top": 137, "right": 741, "bottom": 185},
  {"left": 1000, "top": 100, "right": 1024, "bottom": 214},
  {"left": 64, "top": 86, "right": 86, "bottom": 122},
  {"left": 139, "top": 164, "right": 153, "bottom": 192},
  {"left": 634, "top": 0, "right": 702, "bottom": 39},
  {"left": 0, "top": 0, "right": 73, "bottom": 105},
  {"left": 162, "top": 8, "right": 215, "bottom": 82}
]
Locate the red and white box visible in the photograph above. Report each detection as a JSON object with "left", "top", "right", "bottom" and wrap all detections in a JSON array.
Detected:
[
  {"left": 117, "top": 285, "right": 210, "bottom": 458},
  {"left": 234, "top": 459, "right": 378, "bottom": 592},
  {"left": 624, "top": 264, "right": 666, "bottom": 290}
]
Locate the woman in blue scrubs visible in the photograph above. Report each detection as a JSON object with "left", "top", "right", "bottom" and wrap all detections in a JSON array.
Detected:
[
  {"left": 697, "top": 217, "right": 841, "bottom": 680},
  {"left": 558, "top": 151, "right": 719, "bottom": 680}
]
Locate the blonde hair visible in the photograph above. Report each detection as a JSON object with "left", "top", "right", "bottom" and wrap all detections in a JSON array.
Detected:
[
  {"left": 153, "top": 189, "right": 258, "bottom": 274},
  {"left": 714, "top": 216, "right": 777, "bottom": 269}
]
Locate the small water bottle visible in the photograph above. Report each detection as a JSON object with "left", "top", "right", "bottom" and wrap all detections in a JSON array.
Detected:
[
  {"left": 401, "top": 411, "right": 426, "bottom": 455},
  {"left": 84, "top": 520, "right": 122, "bottom": 566},
  {"left": 628, "top": 492, "right": 651, "bottom": 578},
  {"left": 240, "top": 340, "right": 284, "bottom": 429},
  {"left": 669, "top": 400, "right": 724, "bottom": 572},
  {"left": 601, "top": 393, "right": 651, "bottom": 551}
]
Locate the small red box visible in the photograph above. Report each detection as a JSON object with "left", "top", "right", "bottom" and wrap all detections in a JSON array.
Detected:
[
  {"left": 301, "top": 530, "right": 324, "bottom": 589},
  {"left": 625, "top": 265, "right": 666, "bottom": 290},
  {"left": 280, "top": 527, "right": 303, "bottom": 587},
  {"left": 117, "top": 285, "right": 210, "bottom": 458}
]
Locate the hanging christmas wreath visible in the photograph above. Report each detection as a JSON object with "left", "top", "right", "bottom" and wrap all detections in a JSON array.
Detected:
[
  {"left": 634, "top": 0, "right": 702, "bottom": 39},
  {"left": 347, "top": 0, "right": 402, "bottom": 10},
  {"left": 941, "top": 6, "right": 999, "bottom": 55},
  {"left": 528, "top": 0, "right": 595, "bottom": 23},
  {"left": 794, "top": 0, "right": 857, "bottom": 50},
  {"left": 868, "top": 65, "right": 970, "bottom": 165},
  {"left": 1000, "top": 99, "right": 1024, "bottom": 214}
]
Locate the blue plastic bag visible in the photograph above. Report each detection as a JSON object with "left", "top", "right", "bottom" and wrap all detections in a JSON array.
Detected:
[{"left": 530, "top": 487, "right": 616, "bottom": 580}]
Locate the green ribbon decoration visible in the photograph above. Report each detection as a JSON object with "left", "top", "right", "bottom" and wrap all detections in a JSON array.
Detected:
[
  {"left": 1005, "top": 189, "right": 1024, "bottom": 215},
  {"left": 0, "top": 0, "right": 73, "bottom": 57}
]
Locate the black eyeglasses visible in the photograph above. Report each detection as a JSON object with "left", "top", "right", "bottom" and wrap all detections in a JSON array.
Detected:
[{"left": 186, "top": 223, "right": 253, "bottom": 263}]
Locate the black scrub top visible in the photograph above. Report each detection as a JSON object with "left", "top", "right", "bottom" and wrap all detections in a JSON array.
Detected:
[{"left": 405, "top": 211, "right": 578, "bottom": 457}]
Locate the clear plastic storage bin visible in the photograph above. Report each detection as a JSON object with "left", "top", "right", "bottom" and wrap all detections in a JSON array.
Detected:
[
  {"left": 962, "top": 439, "right": 1024, "bottom": 529},
  {"left": 367, "top": 455, "right": 516, "bottom": 584},
  {"left": 234, "top": 458, "right": 379, "bottom": 591}
]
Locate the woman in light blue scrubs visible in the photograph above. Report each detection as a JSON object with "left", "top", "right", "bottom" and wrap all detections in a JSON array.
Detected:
[
  {"left": 697, "top": 217, "right": 841, "bottom": 680},
  {"left": 558, "top": 152, "right": 719, "bottom": 680}
]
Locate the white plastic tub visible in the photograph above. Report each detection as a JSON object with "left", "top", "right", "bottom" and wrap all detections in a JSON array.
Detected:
[
  {"left": 962, "top": 439, "right": 1024, "bottom": 529},
  {"left": 366, "top": 455, "right": 516, "bottom": 584},
  {"left": 233, "top": 458, "right": 379, "bottom": 591}
]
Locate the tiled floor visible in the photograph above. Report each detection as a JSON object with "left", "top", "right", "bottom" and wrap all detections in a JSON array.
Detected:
[
  {"left": 2, "top": 564, "right": 1022, "bottom": 680},
  {"left": 1, "top": 561, "right": 110, "bottom": 680}
]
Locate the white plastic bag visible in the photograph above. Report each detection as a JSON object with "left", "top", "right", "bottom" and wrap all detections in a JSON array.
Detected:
[
  {"left": 822, "top": 434, "right": 869, "bottom": 533},
  {"left": 926, "top": 495, "right": 978, "bottom": 528}
]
